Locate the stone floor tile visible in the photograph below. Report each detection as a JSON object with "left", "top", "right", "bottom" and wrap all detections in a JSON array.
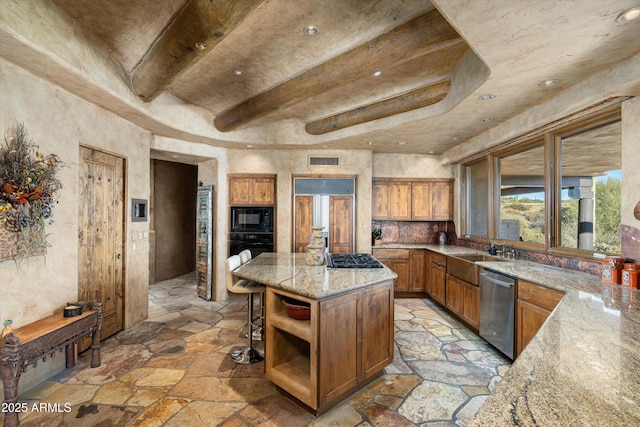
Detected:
[
  {"left": 92, "top": 380, "right": 135, "bottom": 405},
  {"left": 398, "top": 381, "right": 468, "bottom": 423},
  {"left": 68, "top": 344, "right": 153, "bottom": 385},
  {"left": 164, "top": 400, "right": 246, "bottom": 427},
  {"left": 362, "top": 403, "right": 416, "bottom": 426},
  {"left": 309, "top": 404, "right": 363, "bottom": 426},
  {"left": 127, "top": 387, "right": 169, "bottom": 407},
  {"left": 239, "top": 393, "right": 315, "bottom": 426},
  {"left": 128, "top": 397, "right": 190, "bottom": 427}
]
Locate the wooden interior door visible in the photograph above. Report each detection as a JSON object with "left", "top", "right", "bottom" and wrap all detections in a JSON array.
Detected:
[
  {"left": 78, "top": 147, "right": 125, "bottom": 342},
  {"left": 294, "top": 195, "right": 313, "bottom": 252},
  {"left": 329, "top": 195, "right": 353, "bottom": 253}
]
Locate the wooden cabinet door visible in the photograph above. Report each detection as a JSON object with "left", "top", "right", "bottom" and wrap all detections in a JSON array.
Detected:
[
  {"left": 318, "top": 292, "right": 359, "bottom": 406},
  {"left": 445, "top": 274, "right": 464, "bottom": 315},
  {"left": 294, "top": 195, "right": 313, "bottom": 253},
  {"left": 431, "top": 181, "right": 453, "bottom": 220},
  {"left": 409, "top": 250, "right": 427, "bottom": 292},
  {"left": 386, "top": 259, "right": 410, "bottom": 292},
  {"left": 516, "top": 299, "right": 551, "bottom": 356},
  {"left": 329, "top": 195, "right": 353, "bottom": 254},
  {"left": 429, "top": 262, "right": 446, "bottom": 305},
  {"left": 411, "top": 182, "right": 432, "bottom": 220},
  {"left": 372, "top": 181, "right": 390, "bottom": 219},
  {"left": 253, "top": 178, "right": 275, "bottom": 205},
  {"left": 360, "top": 283, "right": 393, "bottom": 381},
  {"left": 229, "top": 177, "right": 252, "bottom": 205},
  {"left": 462, "top": 283, "right": 480, "bottom": 330},
  {"left": 389, "top": 182, "right": 411, "bottom": 220},
  {"left": 79, "top": 147, "right": 124, "bottom": 341}
]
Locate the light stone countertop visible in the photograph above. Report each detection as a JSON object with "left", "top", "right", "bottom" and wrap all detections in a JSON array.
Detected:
[
  {"left": 233, "top": 252, "right": 397, "bottom": 300},
  {"left": 379, "top": 243, "right": 640, "bottom": 426}
]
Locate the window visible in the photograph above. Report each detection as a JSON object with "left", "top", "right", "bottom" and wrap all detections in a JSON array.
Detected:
[
  {"left": 462, "top": 106, "right": 622, "bottom": 256},
  {"left": 558, "top": 121, "right": 621, "bottom": 253},
  {"left": 498, "top": 142, "right": 545, "bottom": 244},
  {"left": 466, "top": 159, "right": 489, "bottom": 237}
]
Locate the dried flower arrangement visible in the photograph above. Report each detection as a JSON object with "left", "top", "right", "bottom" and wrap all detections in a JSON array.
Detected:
[{"left": 0, "top": 122, "right": 63, "bottom": 261}]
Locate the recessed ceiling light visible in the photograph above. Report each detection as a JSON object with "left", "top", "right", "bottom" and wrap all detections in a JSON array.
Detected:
[
  {"left": 246, "top": 145, "right": 253, "bottom": 148},
  {"left": 304, "top": 26, "right": 319, "bottom": 36},
  {"left": 398, "top": 141, "right": 406, "bottom": 145},
  {"left": 482, "top": 117, "right": 493, "bottom": 123},
  {"left": 373, "top": 70, "right": 382, "bottom": 77},
  {"left": 539, "top": 79, "right": 559, "bottom": 88},
  {"left": 616, "top": 6, "right": 640, "bottom": 23},
  {"left": 478, "top": 94, "right": 495, "bottom": 101},
  {"left": 233, "top": 68, "right": 245, "bottom": 76},
  {"left": 428, "top": 150, "right": 435, "bottom": 154}
]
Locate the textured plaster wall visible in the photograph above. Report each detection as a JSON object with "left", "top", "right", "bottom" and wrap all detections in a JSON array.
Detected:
[
  {"left": 228, "top": 150, "right": 373, "bottom": 254},
  {"left": 0, "top": 58, "right": 150, "bottom": 392},
  {"left": 372, "top": 153, "right": 455, "bottom": 178},
  {"left": 152, "top": 160, "right": 197, "bottom": 282}
]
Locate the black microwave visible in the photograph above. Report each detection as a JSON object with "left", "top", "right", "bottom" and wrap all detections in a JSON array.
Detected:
[{"left": 230, "top": 206, "right": 274, "bottom": 232}]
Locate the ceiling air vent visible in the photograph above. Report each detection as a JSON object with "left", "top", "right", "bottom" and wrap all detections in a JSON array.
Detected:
[{"left": 309, "top": 156, "right": 340, "bottom": 166}]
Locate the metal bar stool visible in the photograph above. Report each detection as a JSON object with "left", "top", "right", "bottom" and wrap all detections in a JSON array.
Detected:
[{"left": 225, "top": 255, "right": 265, "bottom": 364}]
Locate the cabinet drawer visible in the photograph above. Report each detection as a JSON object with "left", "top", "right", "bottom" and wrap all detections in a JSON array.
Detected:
[
  {"left": 429, "top": 252, "right": 447, "bottom": 267},
  {"left": 517, "top": 280, "right": 564, "bottom": 311},
  {"left": 372, "top": 249, "right": 410, "bottom": 259}
]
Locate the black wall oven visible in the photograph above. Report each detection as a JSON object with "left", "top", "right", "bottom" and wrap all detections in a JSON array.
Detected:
[
  {"left": 230, "top": 206, "right": 273, "bottom": 232},
  {"left": 229, "top": 206, "right": 274, "bottom": 257},
  {"left": 229, "top": 232, "right": 274, "bottom": 258}
]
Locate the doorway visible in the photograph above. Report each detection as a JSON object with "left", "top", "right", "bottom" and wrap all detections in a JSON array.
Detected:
[{"left": 78, "top": 147, "right": 125, "bottom": 340}]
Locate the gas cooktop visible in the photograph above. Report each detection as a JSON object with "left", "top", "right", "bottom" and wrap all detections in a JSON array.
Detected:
[{"left": 326, "top": 253, "right": 383, "bottom": 268}]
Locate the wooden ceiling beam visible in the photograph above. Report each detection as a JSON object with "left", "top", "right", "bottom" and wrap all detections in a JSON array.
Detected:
[
  {"left": 305, "top": 79, "right": 451, "bottom": 135},
  {"left": 130, "top": 0, "right": 265, "bottom": 102},
  {"left": 214, "top": 9, "right": 462, "bottom": 132}
]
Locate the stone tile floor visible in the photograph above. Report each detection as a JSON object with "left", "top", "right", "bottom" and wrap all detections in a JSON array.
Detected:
[{"left": 7, "top": 272, "right": 511, "bottom": 426}]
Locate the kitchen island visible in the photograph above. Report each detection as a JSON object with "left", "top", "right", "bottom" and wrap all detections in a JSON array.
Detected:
[{"left": 233, "top": 252, "right": 397, "bottom": 415}]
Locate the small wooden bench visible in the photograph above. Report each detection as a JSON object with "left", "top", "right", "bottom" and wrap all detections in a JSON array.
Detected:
[{"left": 0, "top": 302, "right": 102, "bottom": 427}]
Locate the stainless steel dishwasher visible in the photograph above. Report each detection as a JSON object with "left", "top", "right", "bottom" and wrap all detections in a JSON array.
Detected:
[{"left": 479, "top": 270, "right": 516, "bottom": 359}]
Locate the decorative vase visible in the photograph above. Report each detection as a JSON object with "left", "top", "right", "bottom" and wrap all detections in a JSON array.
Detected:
[
  {"left": 306, "top": 226, "right": 325, "bottom": 265},
  {"left": 1, "top": 319, "right": 13, "bottom": 338}
]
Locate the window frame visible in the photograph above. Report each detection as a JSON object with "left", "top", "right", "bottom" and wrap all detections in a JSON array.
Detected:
[{"left": 461, "top": 105, "right": 622, "bottom": 259}]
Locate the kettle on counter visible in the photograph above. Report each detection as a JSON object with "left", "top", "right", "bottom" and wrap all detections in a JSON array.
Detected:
[{"left": 438, "top": 231, "right": 450, "bottom": 245}]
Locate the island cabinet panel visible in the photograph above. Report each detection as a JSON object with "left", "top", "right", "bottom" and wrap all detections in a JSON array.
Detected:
[
  {"left": 515, "top": 279, "right": 564, "bottom": 357},
  {"left": 318, "top": 293, "right": 359, "bottom": 405},
  {"left": 229, "top": 175, "right": 275, "bottom": 205},
  {"left": 360, "top": 283, "right": 394, "bottom": 381},
  {"left": 264, "top": 280, "right": 394, "bottom": 415}
]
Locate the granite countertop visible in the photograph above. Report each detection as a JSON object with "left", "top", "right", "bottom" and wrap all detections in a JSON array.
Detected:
[
  {"left": 390, "top": 243, "right": 640, "bottom": 426},
  {"left": 233, "top": 252, "right": 397, "bottom": 300}
]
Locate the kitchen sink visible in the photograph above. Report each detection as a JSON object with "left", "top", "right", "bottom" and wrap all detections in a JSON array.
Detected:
[{"left": 446, "top": 253, "right": 508, "bottom": 285}]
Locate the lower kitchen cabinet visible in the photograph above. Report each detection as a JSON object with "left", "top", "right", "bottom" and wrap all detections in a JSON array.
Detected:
[
  {"left": 372, "top": 249, "right": 426, "bottom": 295},
  {"left": 265, "top": 281, "right": 393, "bottom": 415},
  {"left": 445, "top": 274, "right": 480, "bottom": 331},
  {"left": 516, "top": 279, "right": 564, "bottom": 357},
  {"left": 426, "top": 252, "right": 447, "bottom": 305}
]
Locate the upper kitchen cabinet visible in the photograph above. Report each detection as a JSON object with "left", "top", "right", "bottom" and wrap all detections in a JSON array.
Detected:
[
  {"left": 229, "top": 174, "right": 276, "bottom": 206},
  {"left": 372, "top": 179, "right": 453, "bottom": 221},
  {"left": 372, "top": 180, "right": 411, "bottom": 220}
]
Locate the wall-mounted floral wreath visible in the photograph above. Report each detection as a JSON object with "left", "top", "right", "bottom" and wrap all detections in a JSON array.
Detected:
[{"left": 0, "top": 122, "right": 63, "bottom": 262}]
